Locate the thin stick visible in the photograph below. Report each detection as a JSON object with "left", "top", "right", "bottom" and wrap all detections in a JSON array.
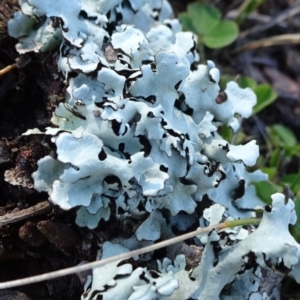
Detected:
[
  {"left": 233, "top": 34, "right": 300, "bottom": 53},
  {"left": 240, "top": 2, "right": 300, "bottom": 38},
  {"left": 0, "top": 54, "right": 31, "bottom": 77},
  {"left": 0, "top": 64, "right": 17, "bottom": 77},
  {"left": 0, "top": 201, "right": 51, "bottom": 226},
  {"left": 0, "top": 218, "right": 261, "bottom": 289}
]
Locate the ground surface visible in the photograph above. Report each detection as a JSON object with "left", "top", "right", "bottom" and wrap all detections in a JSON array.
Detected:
[{"left": 0, "top": 1, "right": 300, "bottom": 299}]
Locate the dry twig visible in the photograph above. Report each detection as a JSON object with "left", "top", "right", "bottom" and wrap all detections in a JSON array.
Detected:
[
  {"left": 240, "top": 1, "right": 300, "bottom": 38},
  {"left": 233, "top": 34, "right": 300, "bottom": 53},
  {"left": 0, "top": 201, "right": 51, "bottom": 226},
  {"left": 0, "top": 54, "right": 31, "bottom": 77},
  {"left": 0, "top": 218, "right": 261, "bottom": 289}
]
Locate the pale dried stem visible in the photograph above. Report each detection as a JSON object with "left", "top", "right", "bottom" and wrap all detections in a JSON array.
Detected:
[
  {"left": 233, "top": 34, "right": 300, "bottom": 53},
  {"left": 0, "top": 63, "right": 16, "bottom": 76},
  {"left": 0, "top": 217, "right": 261, "bottom": 289},
  {"left": 240, "top": 2, "right": 300, "bottom": 38}
]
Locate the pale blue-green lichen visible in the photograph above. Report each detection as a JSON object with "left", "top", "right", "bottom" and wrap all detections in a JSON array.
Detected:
[{"left": 8, "top": 0, "right": 300, "bottom": 299}]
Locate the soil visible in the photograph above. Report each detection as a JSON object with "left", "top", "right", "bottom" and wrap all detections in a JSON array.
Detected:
[{"left": 0, "top": 1, "right": 300, "bottom": 299}]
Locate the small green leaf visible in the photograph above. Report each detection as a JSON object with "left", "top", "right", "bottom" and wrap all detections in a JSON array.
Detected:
[
  {"left": 219, "top": 125, "right": 234, "bottom": 142},
  {"left": 238, "top": 76, "right": 257, "bottom": 90},
  {"left": 187, "top": 3, "right": 220, "bottom": 36},
  {"left": 282, "top": 173, "right": 300, "bottom": 193},
  {"left": 254, "top": 181, "right": 282, "bottom": 205},
  {"left": 220, "top": 75, "right": 234, "bottom": 90},
  {"left": 266, "top": 126, "right": 282, "bottom": 148},
  {"left": 203, "top": 20, "right": 239, "bottom": 49},
  {"left": 179, "top": 13, "right": 196, "bottom": 32},
  {"left": 252, "top": 84, "right": 277, "bottom": 114},
  {"left": 272, "top": 124, "right": 297, "bottom": 147},
  {"left": 269, "top": 148, "right": 281, "bottom": 168},
  {"left": 235, "top": 0, "right": 265, "bottom": 25},
  {"left": 260, "top": 167, "right": 277, "bottom": 180},
  {"left": 256, "top": 156, "right": 266, "bottom": 168},
  {"left": 285, "top": 144, "right": 300, "bottom": 156}
]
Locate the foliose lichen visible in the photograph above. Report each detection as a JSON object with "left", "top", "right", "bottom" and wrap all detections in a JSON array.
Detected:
[{"left": 8, "top": 0, "right": 300, "bottom": 299}]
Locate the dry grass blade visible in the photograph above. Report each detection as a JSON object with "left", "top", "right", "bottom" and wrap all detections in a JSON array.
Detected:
[
  {"left": 0, "top": 218, "right": 261, "bottom": 289},
  {"left": 233, "top": 34, "right": 300, "bottom": 53},
  {"left": 240, "top": 1, "right": 300, "bottom": 38}
]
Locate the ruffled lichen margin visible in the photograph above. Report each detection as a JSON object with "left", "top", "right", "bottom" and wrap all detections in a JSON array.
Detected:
[{"left": 7, "top": 0, "right": 300, "bottom": 299}]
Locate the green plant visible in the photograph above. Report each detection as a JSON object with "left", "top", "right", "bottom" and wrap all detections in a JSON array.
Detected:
[
  {"left": 255, "top": 124, "right": 300, "bottom": 202},
  {"left": 234, "top": 0, "right": 265, "bottom": 25},
  {"left": 180, "top": 3, "right": 239, "bottom": 49}
]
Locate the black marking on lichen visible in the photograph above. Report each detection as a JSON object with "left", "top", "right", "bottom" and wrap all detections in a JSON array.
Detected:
[
  {"left": 138, "top": 135, "right": 151, "bottom": 157},
  {"left": 232, "top": 179, "right": 245, "bottom": 200}
]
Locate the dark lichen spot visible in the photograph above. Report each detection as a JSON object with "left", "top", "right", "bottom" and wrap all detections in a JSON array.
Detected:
[
  {"left": 98, "top": 149, "right": 107, "bottom": 161},
  {"left": 215, "top": 90, "right": 228, "bottom": 104},
  {"left": 180, "top": 177, "right": 195, "bottom": 185},
  {"left": 159, "top": 165, "right": 168, "bottom": 173},
  {"left": 111, "top": 119, "right": 121, "bottom": 136},
  {"left": 265, "top": 205, "right": 272, "bottom": 212},
  {"left": 219, "top": 143, "right": 229, "bottom": 152},
  {"left": 174, "top": 80, "right": 182, "bottom": 90},
  {"left": 145, "top": 95, "right": 156, "bottom": 104},
  {"left": 118, "top": 143, "right": 125, "bottom": 152},
  {"left": 138, "top": 135, "right": 151, "bottom": 156},
  {"left": 232, "top": 179, "right": 245, "bottom": 200}
]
